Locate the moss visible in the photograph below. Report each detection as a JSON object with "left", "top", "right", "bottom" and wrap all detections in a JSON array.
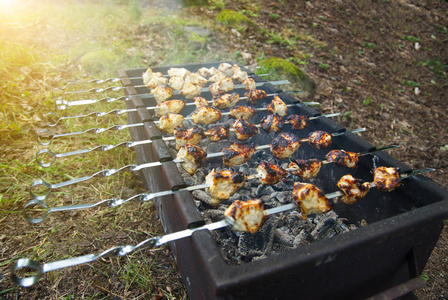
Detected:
[
  {"left": 216, "top": 9, "right": 256, "bottom": 29},
  {"left": 80, "top": 50, "right": 118, "bottom": 73},
  {"left": 259, "top": 57, "right": 307, "bottom": 79}
]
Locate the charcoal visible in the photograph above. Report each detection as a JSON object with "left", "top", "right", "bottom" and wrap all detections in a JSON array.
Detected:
[
  {"left": 238, "top": 216, "right": 278, "bottom": 260},
  {"left": 192, "top": 190, "right": 211, "bottom": 204},
  {"left": 272, "top": 243, "right": 295, "bottom": 254},
  {"left": 293, "top": 229, "right": 312, "bottom": 247},
  {"left": 256, "top": 185, "right": 274, "bottom": 197},
  {"left": 270, "top": 191, "right": 289, "bottom": 204},
  {"left": 274, "top": 228, "right": 294, "bottom": 247}
]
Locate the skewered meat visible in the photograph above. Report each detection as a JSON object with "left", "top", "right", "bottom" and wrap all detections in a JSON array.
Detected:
[
  {"left": 151, "top": 85, "right": 174, "bottom": 104},
  {"left": 229, "top": 105, "right": 257, "bottom": 120},
  {"left": 155, "top": 100, "right": 186, "bottom": 117},
  {"left": 157, "top": 113, "right": 185, "bottom": 134},
  {"left": 174, "top": 126, "right": 205, "bottom": 150},
  {"left": 205, "top": 169, "right": 246, "bottom": 206},
  {"left": 266, "top": 95, "right": 288, "bottom": 116},
  {"left": 191, "top": 106, "right": 222, "bottom": 125},
  {"left": 204, "top": 125, "right": 230, "bottom": 142},
  {"left": 257, "top": 162, "right": 288, "bottom": 185},
  {"left": 212, "top": 92, "right": 240, "bottom": 109},
  {"left": 222, "top": 143, "right": 255, "bottom": 167},
  {"left": 218, "top": 62, "right": 233, "bottom": 77},
  {"left": 308, "top": 130, "right": 332, "bottom": 150},
  {"left": 208, "top": 71, "right": 226, "bottom": 83},
  {"left": 142, "top": 68, "right": 153, "bottom": 86},
  {"left": 244, "top": 89, "right": 267, "bottom": 105},
  {"left": 168, "top": 76, "right": 184, "bottom": 91},
  {"left": 286, "top": 115, "right": 308, "bottom": 130},
  {"left": 167, "top": 67, "right": 190, "bottom": 79},
  {"left": 198, "top": 66, "right": 218, "bottom": 78},
  {"left": 242, "top": 77, "right": 256, "bottom": 90},
  {"left": 180, "top": 82, "right": 203, "bottom": 99},
  {"left": 373, "top": 166, "right": 402, "bottom": 191},
  {"left": 176, "top": 144, "right": 206, "bottom": 175},
  {"left": 233, "top": 118, "right": 258, "bottom": 140},
  {"left": 224, "top": 199, "right": 266, "bottom": 233},
  {"left": 232, "top": 69, "right": 248, "bottom": 83},
  {"left": 185, "top": 73, "right": 208, "bottom": 87},
  {"left": 337, "top": 174, "right": 371, "bottom": 204},
  {"left": 146, "top": 74, "right": 169, "bottom": 90},
  {"left": 288, "top": 159, "right": 322, "bottom": 181},
  {"left": 292, "top": 182, "right": 332, "bottom": 220},
  {"left": 260, "top": 114, "right": 284, "bottom": 133},
  {"left": 209, "top": 78, "right": 235, "bottom": 96},
  {"left": 325, "top": 150, "right": 359, "bottom": 169},
  {"left": 193, "top": 96, "right": 209, "bottom": 108},
  {"left": 270, "top": 132, "right": 301, "bottom": 159}
]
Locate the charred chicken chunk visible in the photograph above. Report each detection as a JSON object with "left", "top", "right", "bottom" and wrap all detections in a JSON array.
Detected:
[
  {"left": 229, "top": 105, "right": 257, "bottom": 120},
  {"left": 180, "top": 82, "right": 203, "bottom": 99},
  {"left": 185, "top": 73, "right": 208, "bottom": 87},
  {"left": 257, "top": 162, "right": 288, "bottom": 185},
  {"left": 242, "top": 77, "right": 256, "bottom": 90},
  {"left": 212, "top": 92, "right": 240, "bottom": 109},
  {"left": 191, "top": 106, "right": 222, "bottom": 125},
  {"left": 208, "top": 71, "right": 226, "bottom": 83},
  {"left": 232, "top": 118, "right": 258, "bottom": 140},
  {"left": 205, "top": 169, "right": 246, "bottom": 206},
  {"left": 176, "top": 144, "right": 206, "bottom": 175},
  {"left": 270, "top": 132, "right": 301, "bottom": 159},
  {"left": 325, "top": 149, "right": 359, "bottom": 169},
  {"left": 308, "top": 130, "right": 332, "bottom": 150},
  {"left": 218, "top": 62, "right": 234, "bottom": 77},
  {"left": 198, "top": 66, "right": 218, "bottom": 78},
  {"left": 209, "top": 78, "right": 235, "bottom": 96},
  {"left": 232, "top": 69, "right": 248, "bottom": 84},
  {"left": 260, "top": 114, "right": 284, "bottom": 133},
  {"left": 157, "top": 113, "right": 184, "bottom": 134},
  {"left": 224, "top": 199, "right": 266, "bottom": 233},
  {"left": 193, "top": 96, "right": 209, "bottom": 108},
  {"left": 266, "top": 95, "right": 288, "bottom": 116},
  {"left": 168, "top": 76, "right": 184, "bottom": 91},
  {"left": 142, "top": 68, "right": 153, "bottom": 86},
  {"left": 151, "top": 85, "right": 174, "bottom": 104},
  {"left": 155, "top": 100, "right": 186, "bottom": 117},
  {"left": 286, "top": 115, "right": 308, "bottom": 130},
  {"left": 292, "top": 182, "right": 332, "bottom": 220},
  {"left": 337, "top": 174, "right": 371, "bottom": 204},
  {"left": 167, "top": 67, "right": 190, "bottom": 79},
  {"left": 146, "top": 74, "right": 169, "bottom": 90},
  {"left": 244, "top": 89, "right": 268, "bottom": 105},
  {"left": 222, "top": 143, "right": 255, "bottom": 167},
  {"left": 373, "top": 166, "right": 402, "bottom": 191},
  {"left": 288, "top": 159, "right": 323, "bottom": 181},
  {"left": 174, "top": 126, "right": 205, "bottom": 150},
  {"left": 204, "top": 125, "right": 230, "bottom": 142}
]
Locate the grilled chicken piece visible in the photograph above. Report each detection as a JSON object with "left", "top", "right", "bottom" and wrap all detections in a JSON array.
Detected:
[
  {"left": 191, "top": 106, "right": 222, "bottom": 125},
  {"left": 155, "top": 100, "right": 186, "bottom": 117},
  {"left": 142, "top": 68, "right": 153, "bottom": 86},
  {"left": 224, "top": 199, "right": 266, "bottom": 233},
  {"left": 180, "top": 82, "right": 203, "bottom": 99},
  {"left": 157, "top": 113, "right": 185, "bottom": 134},
  {"left": 308, "top": 130, "right": 332, "bottom": 150},
  {"left": 168, "top": 76, "right": 184, "bottom": 91},
  {"left": 193, "top": 96, "right": 209, "bottom": 108},
  {"left": 212, "top": 92, "right": 240, "bottom": 109},
  {"left": 337, "top": 174, "right": 371, "bottom": 204},
  {"left": 218, "top": 62, "right": 234, "bottom": 77},
  {"left": 205, "top": 169, "right": 246, "bottom": 206},
  {"left": 222, "top": 143, "right": 255, "bottom": 167},
  {"left": 373, "top": 166, "right": 402, "bottom": 191},
  {"left": 208, "top": 71, "right": 226, "bottom": 83},
  {"left": 260, "top": 114, "right": 284, "bottom": 133},
  {"left": 185, "top": 73, "right": 208, "bottom": 87},
  {"left": 209, "top": 78, "right": 235, "bottom": 96},
  {"left": 198, "top": 66, "right": 218, "bottom": 78},
  {"left": 229, "top": 105, "right": 257, "bottom": 120},
  {"left": 151, "top": 85, "right": 174, "bottom": 104},
  {"left": 288, "top": 159, "right": 323, "bottom": 181},
  {"left": 325, "top": 150, "right": 359, "bottom": 169},
  {"left": 244, "top": 89, "right": 267, "bottom": 105},
  {"left": 232, "top": 69, "right": 248, "bottom": 83},
  {"left": 167, "top": 67, "right": 190, "bottom": 79},
  {"left": 204, "top": 125, "right": 230, "bottom": 142},
  {"left": 292, "top": 182, "right": 332, "bottom": 220},
  {"left": 270, "top": 132, "right": 301, "bottom": 159},
  {"left": 174, "top": 126, "right": 205, "bottom": 150},
  {"left": 266, "top": 95, "right": 288, "bottom": 116},
  {"left": 147, "top": 75, "right": 169, "bottom": 90},
  {"left": 233, "top": 118, "right": 258, "bottom": 140},
  {"left": 242, "top": 77, "right": 256, "bottom": 90},
  {"left": 176, "top": 144, "right": 206, "bottom": 175},
  {"left": 286, "top": 115, "right": 308, "bottom": 130},
  {"left": 257, "top": 162, "right": 288, "bottom": 185}
]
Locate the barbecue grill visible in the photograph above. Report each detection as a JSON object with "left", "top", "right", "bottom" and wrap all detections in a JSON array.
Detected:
[{"left": 114, "top": 62, "right": 448, "bottom": 299}]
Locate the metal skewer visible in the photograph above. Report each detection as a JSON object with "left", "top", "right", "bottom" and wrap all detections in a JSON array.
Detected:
[{"left": 13, "top": 167, "right": 435, "bottom": 287}]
